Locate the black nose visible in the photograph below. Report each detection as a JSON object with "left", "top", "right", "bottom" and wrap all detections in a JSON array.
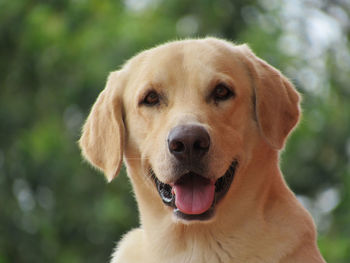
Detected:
[{"left": 167, "top": 124, "right": 210, "bottom": 162}]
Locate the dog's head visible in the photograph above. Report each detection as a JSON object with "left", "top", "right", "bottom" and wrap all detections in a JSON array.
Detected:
[{"left": 79, "top": 38, "right": 300, "bottom": 223}]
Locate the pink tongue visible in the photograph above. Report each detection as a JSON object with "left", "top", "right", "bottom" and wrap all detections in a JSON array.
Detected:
[{"left": 173, "top": 174, "right": 215, "bottom": 215}]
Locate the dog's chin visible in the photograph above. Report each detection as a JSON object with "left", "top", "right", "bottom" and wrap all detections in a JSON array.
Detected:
[{"left": 150, "top": 160, "right": 238, "bottom": 222}]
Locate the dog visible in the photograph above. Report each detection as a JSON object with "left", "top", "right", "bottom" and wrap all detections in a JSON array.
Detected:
[{"left": 79, "top": 38, "right": 326, "bottom": 263}]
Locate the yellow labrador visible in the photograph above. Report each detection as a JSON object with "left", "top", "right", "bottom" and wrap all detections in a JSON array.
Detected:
[{"left": 79, "top": 38, "right": 326, "bottom": 263}]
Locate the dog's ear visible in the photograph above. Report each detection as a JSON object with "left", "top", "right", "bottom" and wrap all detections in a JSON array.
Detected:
[
  {"left": 79, "top": 71, "right": 124, "bottom": 182},
  {"left": 240, "top": 45, "right": 301, "bottom": 150}
]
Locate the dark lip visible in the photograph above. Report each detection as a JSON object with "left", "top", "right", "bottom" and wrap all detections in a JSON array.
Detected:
[{"left": 151, "top": 160, "right": 238, "bottom": 221}]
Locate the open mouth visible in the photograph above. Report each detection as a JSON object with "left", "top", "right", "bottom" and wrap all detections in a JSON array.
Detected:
[{"left": 151, "top": 160, "right": 238, "bottom": 221}]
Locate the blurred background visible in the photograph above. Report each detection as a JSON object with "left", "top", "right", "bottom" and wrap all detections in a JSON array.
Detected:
[{"left": 0, "top": 0, "right": 349, "bottom": 262}]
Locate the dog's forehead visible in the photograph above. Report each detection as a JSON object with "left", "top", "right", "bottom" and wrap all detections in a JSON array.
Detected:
[
  {"left": 133, "top": 40, "right": 236, "bottom": 77},
  {"left": 123, "top": 39, "right": 247, "bottom": 93}
]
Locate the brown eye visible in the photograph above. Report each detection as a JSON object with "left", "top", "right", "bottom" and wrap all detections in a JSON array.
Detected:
[
  {"left": 142, "top": 90, "right": 160, "bottom": 106},
  {"left": 212, "top": 83, "right": 234, "bottom": 101}
]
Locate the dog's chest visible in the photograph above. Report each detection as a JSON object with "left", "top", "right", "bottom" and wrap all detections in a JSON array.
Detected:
[{"left": 148, "top": 234, "right": 285, "bottom": 263}]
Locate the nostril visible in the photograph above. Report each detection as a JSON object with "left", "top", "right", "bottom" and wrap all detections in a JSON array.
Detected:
[
  {"left": 169, "top": 140, "right": 185, "bottom": 153},
  {"left": 194, "top": 138, "right": 210, "bottom": 151}
]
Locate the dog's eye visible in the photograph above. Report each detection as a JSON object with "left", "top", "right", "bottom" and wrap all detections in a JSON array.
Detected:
[
  {"left": 212, "top": 83, "right": 234, "bottom": 102},
  {"left": 141, "top": 91, "right": 160, "bottom": 106}
]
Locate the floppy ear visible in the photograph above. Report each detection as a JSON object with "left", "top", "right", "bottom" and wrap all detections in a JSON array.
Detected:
[
  {"left": 79, "top": 71, "right": 124, "bottom": 182},
  {"left": 240, "top": 45, "right": 301, "bottom": 150}
]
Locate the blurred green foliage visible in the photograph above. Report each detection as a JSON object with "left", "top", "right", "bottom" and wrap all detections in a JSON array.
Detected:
[{"left": 0, "top": 0, "right": 349, "bottom": 262}]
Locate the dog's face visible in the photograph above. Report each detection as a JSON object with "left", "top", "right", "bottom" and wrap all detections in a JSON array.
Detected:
[{"left": 80, "top": 38, "right": 300, "bottom": 223}]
